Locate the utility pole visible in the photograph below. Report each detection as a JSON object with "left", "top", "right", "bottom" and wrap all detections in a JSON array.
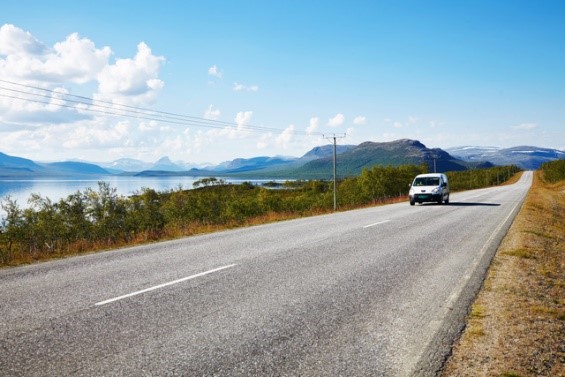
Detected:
[{"left": 323, "top": 133, "right": 346, "bottom": 211}]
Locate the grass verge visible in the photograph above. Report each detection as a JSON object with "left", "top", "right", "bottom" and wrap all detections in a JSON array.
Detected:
[{"left": 441, "top": 171, "right": 565, "bottom": 376}]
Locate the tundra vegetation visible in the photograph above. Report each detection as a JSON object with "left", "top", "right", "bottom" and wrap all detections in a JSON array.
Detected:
[
  {"left": 0, "top": 164, "right": 520, "bottom": 266},
  {"left": 442, "top": 159, "right": 565, "bottom": 377}
]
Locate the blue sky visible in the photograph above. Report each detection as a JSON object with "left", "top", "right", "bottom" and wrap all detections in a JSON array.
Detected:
[{"left": 1, "top": 1, "right": 564, "bottom": 164}]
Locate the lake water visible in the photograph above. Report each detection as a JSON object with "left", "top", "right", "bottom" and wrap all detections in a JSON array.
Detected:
[{"left": 0, "top": 176, "right": 275, "bottom": 212}]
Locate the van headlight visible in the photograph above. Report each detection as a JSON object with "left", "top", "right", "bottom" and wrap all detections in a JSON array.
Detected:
[{"left": 432, "top": 187, "right": 440, "bottom": 194}]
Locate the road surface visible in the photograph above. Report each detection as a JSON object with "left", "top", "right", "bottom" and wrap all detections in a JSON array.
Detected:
[{"left": 0, "top": 172, "right": 532, "bottom": 376}]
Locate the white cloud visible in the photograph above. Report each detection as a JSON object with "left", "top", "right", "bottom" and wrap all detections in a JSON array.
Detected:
[
  {"left": 306, "top": 117, "right": 319, "bottom": 134},
  {"left": 96, "top": 42, "right": 165, "bottom": 106},
  {"left": 235, "top": 111, "right": 253, "bottom": 131},
  {"left": 512, "top": 123, "right": 538, "bottom": 130},
  {"left": 139, "top": 120, "right": 159, "bottom": 132},
  {"left": 0, "top": 24, "right": 111, "bottom": 84},
  {"left": 62, "top": 120, "right": 131, "bottom": 149},
  {"left": 0, "top": 23, "right": 46, "bottom": 56},
  {"left": 328, "top": 113, "right": 345, "bottom": 127},
  {"left": 0, "top": 24, "right": 166, "bottom": 132},
  {"left": 353, "top": 115, "right": 366, "bottom": 125},
  {"left": 208, "top": 64, "right": 223, "bottom": 79},
  {"left": 204, "top": 104, "right": 221, "bottom": 120},
  {"left": 0, "top": 118, "right": 136, "bottom": 159},
  {"left": 276, "top": 125, "right": 295, "bottom": 149},
  {"left": 191, "top": 114, "right": 250, "bottom": 149},
  {"left": 257, "top": 132, "right": 273, "bottom": 149},
  {"left": 233, "top": 82, "right": 259, "bottom": 92},
  {"left": 0, "top": 24, "right": 173, "bottom": 161},
  {"left": 209, "top": 110, "right": 253, "bottom": 139},
  {"left": 0, "top": 82, "right": 90, "bottom": 125}
]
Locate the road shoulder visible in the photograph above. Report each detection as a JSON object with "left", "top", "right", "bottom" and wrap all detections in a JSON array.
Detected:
[{"left": 441, "top": 171, "right": 565, "bottom": 376}]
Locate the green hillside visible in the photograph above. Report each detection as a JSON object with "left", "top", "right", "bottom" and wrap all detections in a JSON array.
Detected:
[{"left": 291, "top": 139, "right": 471, "bottom": 178}]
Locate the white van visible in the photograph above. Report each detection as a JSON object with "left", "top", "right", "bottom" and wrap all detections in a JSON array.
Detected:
[{"left": 409, "top": 173, "right": 450, "bottom": 205}]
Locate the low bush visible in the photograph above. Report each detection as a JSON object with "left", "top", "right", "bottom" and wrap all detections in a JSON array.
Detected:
[{"left": 0, "top": 164, "right": 521, "bottom": 266}]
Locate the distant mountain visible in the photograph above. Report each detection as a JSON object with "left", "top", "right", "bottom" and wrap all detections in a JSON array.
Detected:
[
  {"left": 149, "top": 157, "right": 185, "bottom": 172},
  {"left": 0, "top": 152, "right": 111, "bottom": 177},
  {"left": 446, "top": 146, "right": 565, "bottom": 170},
  {"left": 99, "top": 158, "right": 153, "bottom": 173},
  {"left": 290, "top": 139, "right": 473, "bottom": 178},
  {"left": 0, "top": 152, "right": 46, "bottom": 177},
  {"left": 300, "top": 144, "right": 356, "bottom": 161},
  {"left": 211, "top": 156, "right": 298, "bottom": 173},
  {"left": 444, "top": 146, "right": 501, "bottom": 159},
  {"left": 2, "top": 140, "right": 562, "bottom": 180},
  {"left": 45, "top": 161, "right": 110, "bottom": 175}
]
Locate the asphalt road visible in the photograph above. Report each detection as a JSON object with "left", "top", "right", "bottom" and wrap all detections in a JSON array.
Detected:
[{"left": 0, "top": 172, "right": 532, "bottom": 376}]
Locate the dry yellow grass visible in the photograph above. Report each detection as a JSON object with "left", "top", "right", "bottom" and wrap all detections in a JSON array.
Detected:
[{"left": 442, "top": 172, "right": 565, "bottom": 377}]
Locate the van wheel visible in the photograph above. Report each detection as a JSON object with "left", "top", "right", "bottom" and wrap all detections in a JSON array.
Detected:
[
  {"left": 445, "top": 195, "right": 450, "bottom": 204},
  {"left": 410, "top": 199, "right": 415, "bottom": 206}
]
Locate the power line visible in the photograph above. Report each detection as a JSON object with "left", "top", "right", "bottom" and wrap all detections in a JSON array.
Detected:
[{"left": 0, "top": 79, "right": 324, "bottom": 136}]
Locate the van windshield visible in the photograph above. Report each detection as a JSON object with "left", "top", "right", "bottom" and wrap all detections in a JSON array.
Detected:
[{"left": 413, "top": 177, "right": 440, "bottom": 186}]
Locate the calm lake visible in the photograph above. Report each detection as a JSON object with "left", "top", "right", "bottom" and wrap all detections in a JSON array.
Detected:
[{"left": 0, "top": 176, "right": 274, "bottom": 213}]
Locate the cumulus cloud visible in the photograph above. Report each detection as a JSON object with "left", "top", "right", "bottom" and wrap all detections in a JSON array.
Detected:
[
  {"left": 62, "top": 120, "right": 131, "bottom": 149},
  {"left": 192, "top": 110, "right": 255, "bottom": 150},
  {"left": 208, "top": 110, "right": 254, "bottom": 139},
  {"left": 204, "top": 104, "right": 221, "bottom": 120},
  {"left": 0, "top": 118, "right": 136, "bottom": 159},
  {"left": 276, "top": 125, "right": 295, "bottom": 149},
  {"left": 0, "top": 24, "right": 111, "bottom": 84},
  {"left": 328, "top": 113, "right": 345, "bottom": 127},
  {"left": 96, "top": 42, "right": 165, "bottom": 106},
  {"left": 257, "top": 132, "right": 273, "bottom": 149},
  {"left": 353, "top": 115, "right": 366, "bottom": 125},
  {"left": 0, "top": 23, "right": 46, "bottom": 56},
  {"left": 208, "top": 64, "right": 223, "bottom": 79},
  {"left": 233, "top": 82, "right": 259, "bottom": 92},
  {"left": 0, "top": 81, "right": 90, "bottom": 125},
  {"left": 306, "top": 117, "right": 319, "bottom": 134},
  {"left": 0, "top": 23, "right": 165, "bottom": 124},
  {"left": 235, "top": 111, "right": 253, "bottom": 131},
  {"left": 0, "top": 23, "right": 171, "bottom": 161}
]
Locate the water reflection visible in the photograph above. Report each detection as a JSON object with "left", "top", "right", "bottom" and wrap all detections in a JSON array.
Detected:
[{"left": 0, "top": 176, "right": 265, "bottom": 209}]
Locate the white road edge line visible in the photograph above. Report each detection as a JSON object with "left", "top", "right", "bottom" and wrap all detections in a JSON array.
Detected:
[
  {"left": 363, "top": 219, "right": 391, "bottom": 229},
  {"left": 95, "top": 264, "right": 237, "bottom": 306}
]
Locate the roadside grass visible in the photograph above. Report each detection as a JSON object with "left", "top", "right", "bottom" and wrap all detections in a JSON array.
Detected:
[
  {"left": 466, "top": 304, "right": 487, "bottom": 337},
  {"left": 441, "top": 171, "right": 565, "bottom": 377},
  {"left": 0, "top": 212, "right": 325, "bottom": 266},
  {"left": 0, "top": 207, "right": 359, "bottom": 267}
]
